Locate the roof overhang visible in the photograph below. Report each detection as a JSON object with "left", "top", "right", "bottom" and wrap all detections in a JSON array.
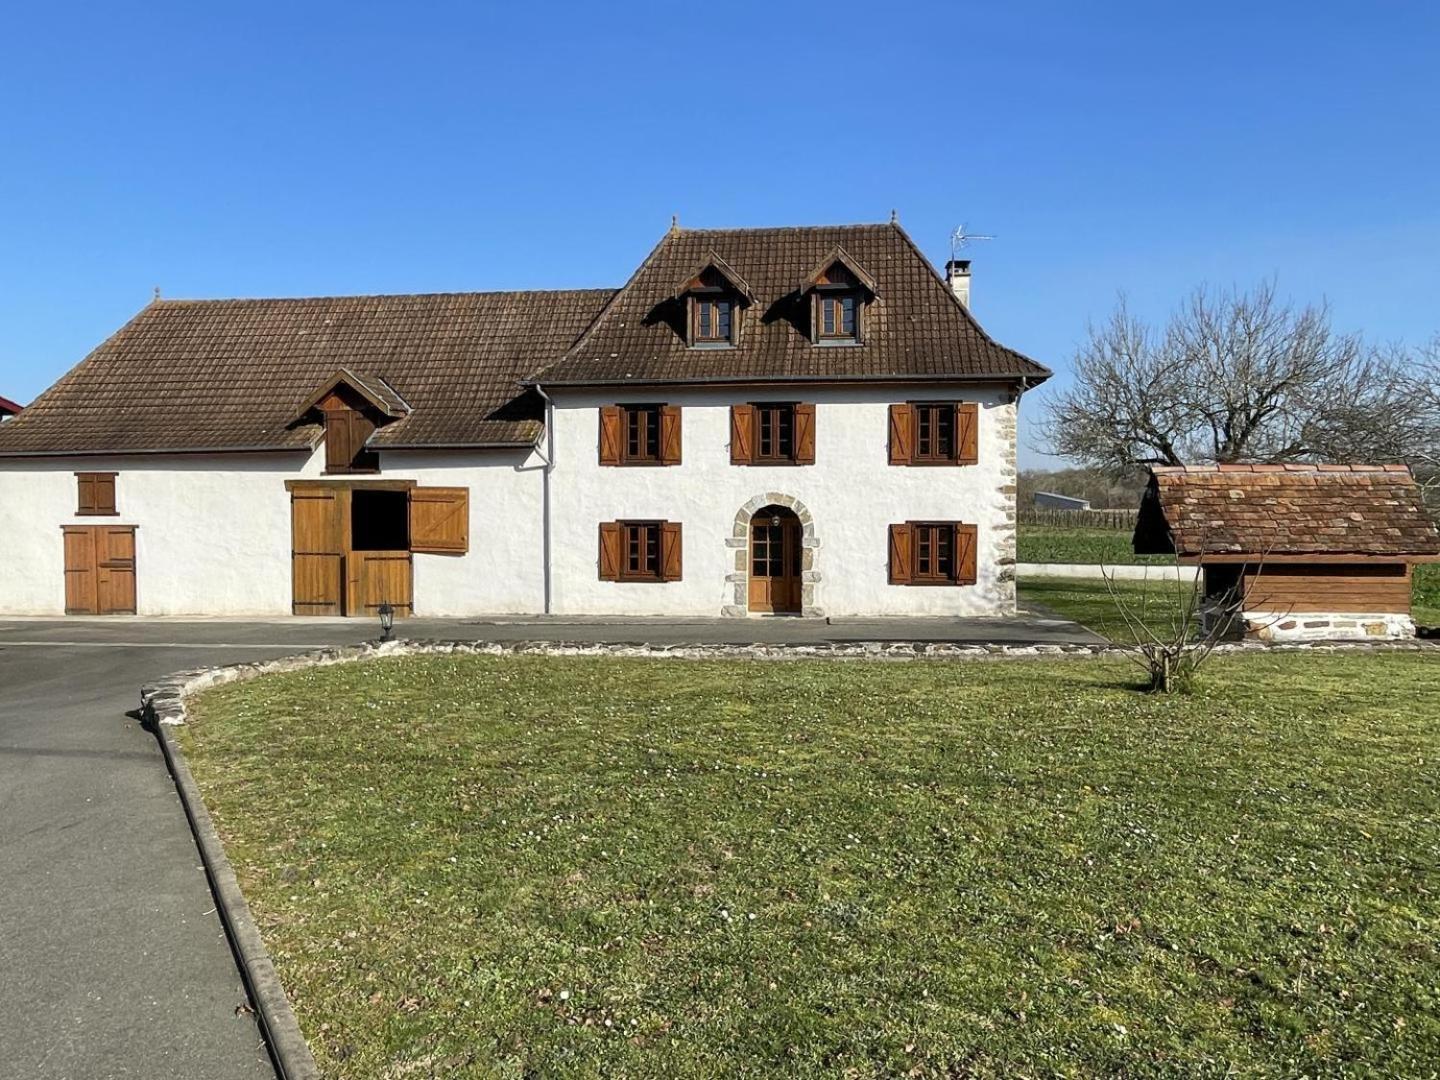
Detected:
[
  {"left": 670, "top": 251, "right": 757, "bottom": 306},
  {"left": 291, "top": 368, "right": 410, "bottom": 424},
  {"left": 798, "top": 246, "right": 879, "bottom": 297},
  {"left": 1177, "top": 551, "right": 1440, "bottom": 565}
]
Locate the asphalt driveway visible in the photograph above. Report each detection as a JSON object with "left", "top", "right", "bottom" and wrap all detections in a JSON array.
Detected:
[{"left": 0, "top": 611, "right": 1098, "bottom": 1079}]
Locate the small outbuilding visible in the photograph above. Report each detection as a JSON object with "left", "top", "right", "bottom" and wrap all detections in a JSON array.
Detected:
[
  {"left": 1134, "top": 464, "right": 1440, "bottom": 641},
  {"left": 0, "top": 395, "right": 22, "bottom": 422}
]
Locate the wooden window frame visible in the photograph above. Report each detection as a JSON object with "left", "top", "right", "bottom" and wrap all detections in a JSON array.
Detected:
[
  {"left": 814, "top": 289, "right": 861, "bottom": 343},
  {"left": 754, "top": 403, "right": 796, "bottom": 463},
  {"left": 913, "top": 402, "right": 957, "bottom": 462},
  {"left": 888, "top": 402, "right": 978, "bottom": 466},
  {"left": 690, "top": 294, "right": 735, "bottom": 346},
  {"left": 76, "top": 472, "right": 119, "bottom": 516},
  {"left": 600, "top": 404, "right": 681, "bottom": 466},
  {"left": 599, "top": 519, "right": 682, "bottom": 582},
  {"left": 889, "top": 521, "right": 978, "bottom": 586},
  {"left": 731, "top": 402, "right": 816, "bottom": 466}
]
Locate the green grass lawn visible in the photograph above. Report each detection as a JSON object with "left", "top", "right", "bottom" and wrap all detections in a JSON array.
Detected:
[
  {"left": 1413, "top": 563, "right": 1440, "bottom": 627},
  {"left": 1019, "top": 577, "right": 1194, "bottom": 642},
  {"left": 182, "top": 654, "right": 1440, "bottom": 1078}
]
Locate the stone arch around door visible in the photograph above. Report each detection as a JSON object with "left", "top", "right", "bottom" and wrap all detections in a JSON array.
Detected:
[{"left": 723, "top": 493, "right": 822, "bottom": 617}]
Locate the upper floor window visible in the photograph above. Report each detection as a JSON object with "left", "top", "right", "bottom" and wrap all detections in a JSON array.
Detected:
[
  {"left": 599, "top": 404, "right": 682, "bottom": 466},
  {"left": 692, "top": 297, "right": 733, "bottom": 345},
  {"left": 730, "top": 402, "right": 816, "bottom": 465},
  {"left": 818, "top": 293, "right": 858, "bottom": 341},
  {"left": 888, "top": 402, "right": 979, "bottom": 466},
  {"left": 915, "top": 402, "right": 957, "bottom": 461},
  {"left": 76, "top": 472, "right": 117, "bottom": 515}
]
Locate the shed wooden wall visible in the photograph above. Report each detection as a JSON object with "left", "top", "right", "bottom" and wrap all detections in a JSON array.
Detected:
[{"left": 1225, "top": 563, "right": 1413, "bottom": 614}]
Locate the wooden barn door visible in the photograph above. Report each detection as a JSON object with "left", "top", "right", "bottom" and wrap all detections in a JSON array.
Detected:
[
  {"left": 348, "top": 551, "right": 413, "bottom": 617},
  {"left": 291, "top": 487, "right": 346, "bottom": 615},
  {"left": 63, "top": 525, "right": 136, "bottom": 614}
]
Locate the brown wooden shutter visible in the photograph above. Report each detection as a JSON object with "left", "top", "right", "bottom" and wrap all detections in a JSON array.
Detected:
[
  {"left": 76, "top": 474, "right": 96, "bottom": 514},
  {"left": 793, "top": 402, "right": 816, "bottom": 464},
  {"left": 956, "top": 524, "right": 978, "bottom": 584},
  {"left": 599, "top": 406, "right": 623, "bottom": 465},
  {"left": 730, "top": 404, "right": 755, "bottom": 465},
  {"left": 95, "top": 474, "right": 116, "bottom": 513},
  {"left": 325, "top": 413, "right": 351, "bottom": 472},
  {"left": 888, "top": 403, "right": 915, "bottom": 465},
  {"left": 410, "top": 487, "right": 469, "bottom": 554},
  {"left": 888, "top": 523, "right": 915, "bottom": 584},
  {"left": 659, "top": 405, "right": 682, "bottom": 465},
  {"left": 956, "top": 403, "right": 979, "bottom": 465},
  {"left": 598, "top": 521, "right": 622, "bottom": 581},
  {"left": 661, "top": 521, "right": 683, "bottom": 581}
]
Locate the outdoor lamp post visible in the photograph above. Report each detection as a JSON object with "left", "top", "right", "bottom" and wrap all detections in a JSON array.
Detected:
[{"left": 377, "top": 601, "right": 395, "bottom": 643}]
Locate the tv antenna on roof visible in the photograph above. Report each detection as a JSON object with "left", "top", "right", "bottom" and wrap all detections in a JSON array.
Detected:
[{"left": 950, "top": 224, "right": 995, "bottom": 262}]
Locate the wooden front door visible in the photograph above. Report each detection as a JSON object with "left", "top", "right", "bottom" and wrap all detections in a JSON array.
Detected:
[
  {"left": 63, "top": 525, "right": 136, "bottom": 614},
  {"left": 291, "top": 486, "right": 347, "bottom": 615},
  {"left": 748, "top": 508, "right": 802, "bottom": 614}
]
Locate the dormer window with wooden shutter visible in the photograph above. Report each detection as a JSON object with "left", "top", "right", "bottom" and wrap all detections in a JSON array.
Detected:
[{"left": 292, "top": 369, "right": 409, "bottom": 475}]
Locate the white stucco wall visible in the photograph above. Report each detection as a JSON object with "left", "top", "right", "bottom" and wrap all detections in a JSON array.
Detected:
[
  {"left": 544, "top": 384, "right": 1020, "bottom": 617},
  {"left": 0, "top": 447, "right": 543, "bottom": 616}
]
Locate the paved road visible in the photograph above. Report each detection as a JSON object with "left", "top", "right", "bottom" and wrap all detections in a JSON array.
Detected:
[{"left": 0, "top": 611, "right": 1098, "bottom": 1079}]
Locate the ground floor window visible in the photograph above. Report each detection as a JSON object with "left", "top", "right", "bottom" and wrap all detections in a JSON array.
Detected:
[{"left": 889, "top": 521, "right": 978, "bottom": 586}]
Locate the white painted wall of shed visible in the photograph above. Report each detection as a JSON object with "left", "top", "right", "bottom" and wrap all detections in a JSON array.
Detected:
[
  {"left": 0, "top": 447, "right": 545, "bottom": 616},
  {"left": 544, "top": 384, "right": 1020, "bottom": 617}
]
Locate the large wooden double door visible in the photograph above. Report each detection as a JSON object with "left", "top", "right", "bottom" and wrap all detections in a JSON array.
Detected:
[
  {"left": 748, "top": 506, "right": 802, "bottom": 614},
  {"left": 290, "top": 485, "right": 413, "bottom": 617},
  {"left": 63, "top": 525, "right": 136, "bottom": 614}
]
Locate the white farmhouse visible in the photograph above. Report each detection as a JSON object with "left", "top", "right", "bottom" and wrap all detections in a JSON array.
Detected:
[{"left": 0, "top": 222, "right": 1049, "bottom": 618}]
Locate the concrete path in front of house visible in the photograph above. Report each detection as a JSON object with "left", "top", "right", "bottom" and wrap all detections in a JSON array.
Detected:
[{"left": 0, "top": 609, "right": 1099, "bottom": 1079}]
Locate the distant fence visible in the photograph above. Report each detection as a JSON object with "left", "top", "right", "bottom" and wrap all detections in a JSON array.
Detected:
[{"left": 1019, "top": 507, "right": 1138, "bottom": 531}]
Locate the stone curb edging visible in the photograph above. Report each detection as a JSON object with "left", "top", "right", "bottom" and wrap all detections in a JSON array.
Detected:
[
  {"left": 138, "top": 631, "right": 1440, "bottom": 1077},
  {"left": 142, "top": 688, "right": 326, "bottom": 1080}
]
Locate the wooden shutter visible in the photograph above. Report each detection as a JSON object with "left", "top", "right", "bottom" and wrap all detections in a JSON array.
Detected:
[
  {"left": 76, "top": 473, "right": 116, "bottom": 515},
  {"left": 599, "top": 406, "right": 623, "bottom": 465},
  {"left": 793, "top": 402, "right": 816, "bottom": 465},
  {"left": 410, "top": 487, "right": 469, "bottom": 554},
  {"left": 598, "top": 521, "right": 622, "bottom": 581},
  {"left": 956, "top": 403, "right": 979, "bottom": 465},
  {"left": 956, "top": 523, "right": 978, "bottom": 585},
  {"left": 659, "top": 405, "right": 682, "bottom": 465},
  {"left": 291, "top": 486, "right": 347, "bottom": 615},
  {"left": 888, "top": 403, "right": 915, "bottom": 465},
  {"left": 730, "top": 404, "right": 755, "bottom": 464},
  {"left": 661, "top": 521, "right": 683, "bottom": 581},
  {"left": 888, "top": 523, "right": 914, "bottom": 584},
  {"left": 325, "top": 413, "right": 352, "bottom": 472}
]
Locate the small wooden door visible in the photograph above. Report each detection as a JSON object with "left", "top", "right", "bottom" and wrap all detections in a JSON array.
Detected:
[
  {"left": 291, "top": 487, "right": 346, "bottom": 615},
  {"left": 748, "top": 508, "right": 802, "bottom": 614},
  {"left": 63, "top": 525, "right": 136, "bottom": 614},
  {"left": 347, "top": 551, "right": 414, "bottom": 617}
]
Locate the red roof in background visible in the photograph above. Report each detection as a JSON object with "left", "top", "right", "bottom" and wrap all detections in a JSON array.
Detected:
[{"left": 0, "top": 395, "right": 23, "bottom": 415}]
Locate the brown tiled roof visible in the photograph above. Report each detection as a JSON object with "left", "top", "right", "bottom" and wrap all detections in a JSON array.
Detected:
[
  {"left": 1134, "top": 464, "right": 1440, "bottom": 558},
  {"left": 530, "top": 222, "right": 1049, "bottom": 386},
  {"left": 0, "top": 290, "right": 613, "bottom": 456}
]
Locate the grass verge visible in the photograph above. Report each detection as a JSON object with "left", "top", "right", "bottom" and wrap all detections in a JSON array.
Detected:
[{"left": 181, "top": 654, "right": 1440, "bottom": 1077}]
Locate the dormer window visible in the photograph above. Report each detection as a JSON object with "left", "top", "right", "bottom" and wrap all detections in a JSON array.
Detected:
[
  {"left": 693, "top": 296, "right": 733, "bottom": 344},
  {"left": 798, "top": 246, "right": 878, "bottom": 347}
]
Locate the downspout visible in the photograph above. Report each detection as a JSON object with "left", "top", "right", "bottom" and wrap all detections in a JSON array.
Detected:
[{"left": 533, "top": 384, "right": 555, "bottom": 614}]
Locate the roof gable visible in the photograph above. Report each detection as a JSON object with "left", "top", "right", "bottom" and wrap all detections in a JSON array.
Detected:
[
  {"left": 798, "top": 245, "right": 879, "bottom": 297},
  {"left": 671, "top": 251, "right": 757, "bottom": 306},
  {"left": 293, "top": 368, "right": 411, "bottom": 424},
  {"left": 531, "top": 222, "right": 1048, "bottom": 387}
]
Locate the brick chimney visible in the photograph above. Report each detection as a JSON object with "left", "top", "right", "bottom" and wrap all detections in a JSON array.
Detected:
[{"left": 944, "top": 259, "right": 971, "bottom": 310}]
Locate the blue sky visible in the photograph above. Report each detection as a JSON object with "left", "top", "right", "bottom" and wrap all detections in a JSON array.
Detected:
[{"left": 2, "top": 1, "right": 1437, "bottom": 466}]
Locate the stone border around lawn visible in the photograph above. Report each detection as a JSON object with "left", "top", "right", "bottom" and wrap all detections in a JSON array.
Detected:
[{"left": 138, "top": 632, "right": 1439, "bottom": 1078}]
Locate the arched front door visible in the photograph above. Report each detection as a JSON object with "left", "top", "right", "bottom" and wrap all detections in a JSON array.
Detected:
[{"left": 749, "top": 505, "right": 802, "bottom": 614}]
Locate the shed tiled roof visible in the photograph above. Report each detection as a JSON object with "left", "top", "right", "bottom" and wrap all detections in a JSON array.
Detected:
[
  {"left": 530, "top": 222, "right": 1048, "bottom": 386},
  {"left": 1134, "top": 464, "right": 1440, "bottom": 558},
  {"left": 0, "top": 394, "right": 22, "bottom": 416},
  {"left": 0, "top": 290, "right": 613, "bottom": 455}
]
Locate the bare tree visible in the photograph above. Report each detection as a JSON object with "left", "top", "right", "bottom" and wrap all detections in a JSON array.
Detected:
[{"left": 1042, "top": 282, "right": 1427, "bottom": 471}]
